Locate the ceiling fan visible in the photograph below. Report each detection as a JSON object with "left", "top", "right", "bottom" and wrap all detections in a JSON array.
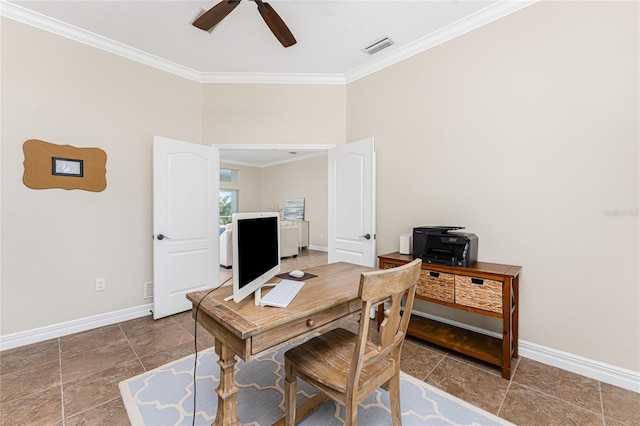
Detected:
[{"left": 193, "top": 0, "right": 297, "bottom": 48}]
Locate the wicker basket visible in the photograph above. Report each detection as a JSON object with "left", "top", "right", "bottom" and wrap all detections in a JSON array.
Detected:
[
  {"left": 416, "top": 269, "right": 454, "bottom": 303},
  {"left": 455, "top": 276, "right": 502, "bottom": 313}
]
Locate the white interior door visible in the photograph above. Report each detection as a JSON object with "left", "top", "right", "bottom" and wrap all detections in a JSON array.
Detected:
[
  {"left": 153, "top": 136, "right": 219, "bottom": 319},
  {"left": 328, "top": 137, "right": 376, "bottom": 267}
]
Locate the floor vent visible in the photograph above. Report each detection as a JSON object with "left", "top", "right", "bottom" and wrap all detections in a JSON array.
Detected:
[
  {"left": 144, "top": 282, "right": 153, "bottom": 299},
  {"left": 363, "top": 37, "right": 394, "bottom": 55}
]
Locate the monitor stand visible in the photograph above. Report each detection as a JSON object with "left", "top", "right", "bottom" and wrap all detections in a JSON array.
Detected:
[
  {"left": 223, "top": 283, "right": 278, "bottom": 303},
  {"left": 254, "top": 283, "right": 277, "bottom": 306}
]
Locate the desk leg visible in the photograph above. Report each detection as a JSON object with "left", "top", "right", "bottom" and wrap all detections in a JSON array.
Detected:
[{"left": 212, "top": 340, "right": 240, "bottom": 426}]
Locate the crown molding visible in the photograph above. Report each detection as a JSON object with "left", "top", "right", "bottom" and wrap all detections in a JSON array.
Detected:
[
  {"left": 219, "top": 150, "right": 328, "bottom": 168},
  {"left": 214, "top": 143, "right": 335, "bottom": 151},
  {"left": 1, "top": 0, "right": 538, "bottom": 85},
  {"left": 345, "top": 0, "right": 539, "bottom": 83},
  {"left": 0, "top": 0, "right": 203, "bottom": 83},
  {"left": 200, "top": 72, "right": 346, "bottom": 85}
]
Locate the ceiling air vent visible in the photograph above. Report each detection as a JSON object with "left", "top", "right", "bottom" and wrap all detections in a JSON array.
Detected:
[{"left": 363, "top": 37, "right": 394, "bottom": 55}]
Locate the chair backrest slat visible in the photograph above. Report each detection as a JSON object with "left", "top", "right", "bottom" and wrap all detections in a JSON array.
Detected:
[{"left": 349, "top": 258, "right": 422, "bottom": 391}]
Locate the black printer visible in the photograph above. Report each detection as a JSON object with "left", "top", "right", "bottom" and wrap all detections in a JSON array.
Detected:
[{"left": 412, "top": 226, "right": 478, "bottom": 267}]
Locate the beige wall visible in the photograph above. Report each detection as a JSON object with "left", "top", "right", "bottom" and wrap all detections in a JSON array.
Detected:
[
  {"left": 0, "top": 18, "right": 202, "bottom": 333},
  {"left": 201, "top": 82, "right": 345, "bottom": 248},
  {"left": 0, "top": 21, "right": 346, "bottom": 336},
  {"left": 1, "top": 1, "right": 638, "bottom": 376},
  {"left": 260, "top": 155, "right": 329, "bottom": 247},
  {"left": 201, "top": 84, "right": 346, "bottom": 145},
  {"left": 220, "top": 156, "right": 329, "bottom": 248},
  {"left": 347, "top": 1, "right": 639, "bottom": 371}
]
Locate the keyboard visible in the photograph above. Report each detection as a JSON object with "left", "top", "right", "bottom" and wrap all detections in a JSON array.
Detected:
[{"left": 260, "top": 279, "right": 305, "bottom": 308}]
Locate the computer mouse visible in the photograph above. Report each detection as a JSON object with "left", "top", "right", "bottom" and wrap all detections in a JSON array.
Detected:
[{"left": 289, "top": 270, "right": 305, "bottom": 278}]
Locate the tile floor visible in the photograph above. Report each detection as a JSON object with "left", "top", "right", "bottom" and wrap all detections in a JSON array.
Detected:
[{"left": 1, "top": 250, "right": 638, "bottom": 425}]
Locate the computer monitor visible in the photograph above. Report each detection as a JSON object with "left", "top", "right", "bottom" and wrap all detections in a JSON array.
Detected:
[{"left": 231, "top": 212, "right": 281, "bottom": 303}]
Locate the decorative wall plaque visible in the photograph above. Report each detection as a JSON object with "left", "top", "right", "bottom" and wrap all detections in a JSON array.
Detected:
[
  {"left": 23, "top": 139, "right": 107, "bottom": 192},
  {"left": 283, "top": 198, "right": 305, "bottom": 221}
]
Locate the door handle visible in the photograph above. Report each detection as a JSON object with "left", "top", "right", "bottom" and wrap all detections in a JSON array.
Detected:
[
  {"left": 156, "top": 234, "right": 172, "bottom": 240},
  {"left": 359, "top": 233, "right": 371, "bottom": 240}
]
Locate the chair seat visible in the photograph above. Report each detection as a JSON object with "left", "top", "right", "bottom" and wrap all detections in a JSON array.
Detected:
[
  {"left": 284, "top": 258, "right": 421, "bottom": 426},
  {"left": 285, "top": 327, "right": 393, "bottom": 394}
]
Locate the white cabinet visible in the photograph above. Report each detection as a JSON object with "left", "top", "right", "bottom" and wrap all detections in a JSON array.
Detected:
[
  {"left": 281, "top": 220, "right": 309, "bottom": 248},
  {"left": 299, "top": 220, "right": 309, "bottom": 248}
]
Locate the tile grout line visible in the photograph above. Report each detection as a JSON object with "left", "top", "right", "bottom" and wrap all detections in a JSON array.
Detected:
[
  {"left": 58, "top": 337, "right": 65, "bottom": 425},
  {"left": 428, "top": 353, "right": 520, "bottom": 419},
  {"left": 422, "top": 350, "right": 448, "bottom": 382},
  {"left": 444, "top": 352, "right": 506, "bottom": 379},
  {"left": 496, "top": 358, "right": 519, "bottom": 418},
  {"left": 512, "top": 380, "right": 606, "bottom": 418},
  {"left": 448, "top": 355, "right": 510, "bottom": 402},
  {"left": 118, "top": 323, "right": 147, "bottom": 372},
  {"left": 597, "top": 381, "right": 606, "bottom": 426},
  {"left": 62, "top": 396, "right": 123, "bottom": 421},
  {"left": 5, "top": 254, "right": 635, "bottom": 424}
]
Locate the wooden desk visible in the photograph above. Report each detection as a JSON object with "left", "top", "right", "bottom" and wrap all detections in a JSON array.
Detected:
[{"left": 186, "top": 262, "right": 375, "bottom": 426}]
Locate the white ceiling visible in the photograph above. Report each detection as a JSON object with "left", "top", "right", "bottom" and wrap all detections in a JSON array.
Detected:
[
  {"left": 214, "top": 144, "right": 332, "bottom": 168},
  {"left": 4, "top": 0, "right": 536, "bottom": 82},
  {"left": 2, "top": 0, "right": 536, "bottom": 165}
]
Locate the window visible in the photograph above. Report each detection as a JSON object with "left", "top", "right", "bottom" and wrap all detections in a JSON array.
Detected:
[
  {"left": 220, "top": 168, "right": 239, "bottom": 183},
  {"left": 220, "top": 189, "right": 238, "bottom": 225},
  {"left": 219, "top": 168, "right": 239, "bottom": 225}
]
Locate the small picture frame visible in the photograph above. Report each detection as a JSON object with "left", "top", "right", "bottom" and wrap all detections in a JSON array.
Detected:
[{"left": 52, "top": 157, "right": 83, "bottom": 177}]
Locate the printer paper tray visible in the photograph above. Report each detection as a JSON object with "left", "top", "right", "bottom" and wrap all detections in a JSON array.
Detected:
[{"left": 423, "top": 256, "right": 457, "bottom": 266}]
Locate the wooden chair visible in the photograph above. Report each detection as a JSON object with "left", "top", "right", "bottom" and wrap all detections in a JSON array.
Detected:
[{"left": 283, "top": 258, "right": 422, "bottom": 426}]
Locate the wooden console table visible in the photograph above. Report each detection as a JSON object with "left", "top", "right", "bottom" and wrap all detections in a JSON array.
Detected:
[{"left": 377, "top": 252, "right": 521, "bottom": 379}]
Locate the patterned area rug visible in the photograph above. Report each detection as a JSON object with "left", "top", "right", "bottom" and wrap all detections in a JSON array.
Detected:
[{"left": 119, "top": 339, "right": 513, "bottom": 425}]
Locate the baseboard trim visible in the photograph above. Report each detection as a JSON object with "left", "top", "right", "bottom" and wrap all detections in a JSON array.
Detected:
[
  {"left": 306, "top": 244, "right": 327, "bottom": 252},
  {"left": 411, "top": 310, "right": 639, "bottom": 393},
  {"left": 0, "top": 303, "right": 153, "bottom": 351},
  {"left": 519, "top": 340, "right": 640, "bottom": 393},
  {"left": 2, "top": 303, "right": 638, "bottom": 393}
]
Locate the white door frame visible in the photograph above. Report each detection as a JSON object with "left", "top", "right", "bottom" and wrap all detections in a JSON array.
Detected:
[{"left": 216, "top": 143, "right": 375, "bottom": 261}]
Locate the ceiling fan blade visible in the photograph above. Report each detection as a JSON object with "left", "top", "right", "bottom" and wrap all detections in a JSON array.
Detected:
[
  {"left": 255, "top": 1, "right": 297, "bottom": 48},
  {"left": 193, "top": 0, "right": 241, "bottom": 31}
]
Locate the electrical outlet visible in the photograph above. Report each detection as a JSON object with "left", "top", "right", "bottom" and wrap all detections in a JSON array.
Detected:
[{"left": 95, "top": 278, "right": 106, "bottom": 292}]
